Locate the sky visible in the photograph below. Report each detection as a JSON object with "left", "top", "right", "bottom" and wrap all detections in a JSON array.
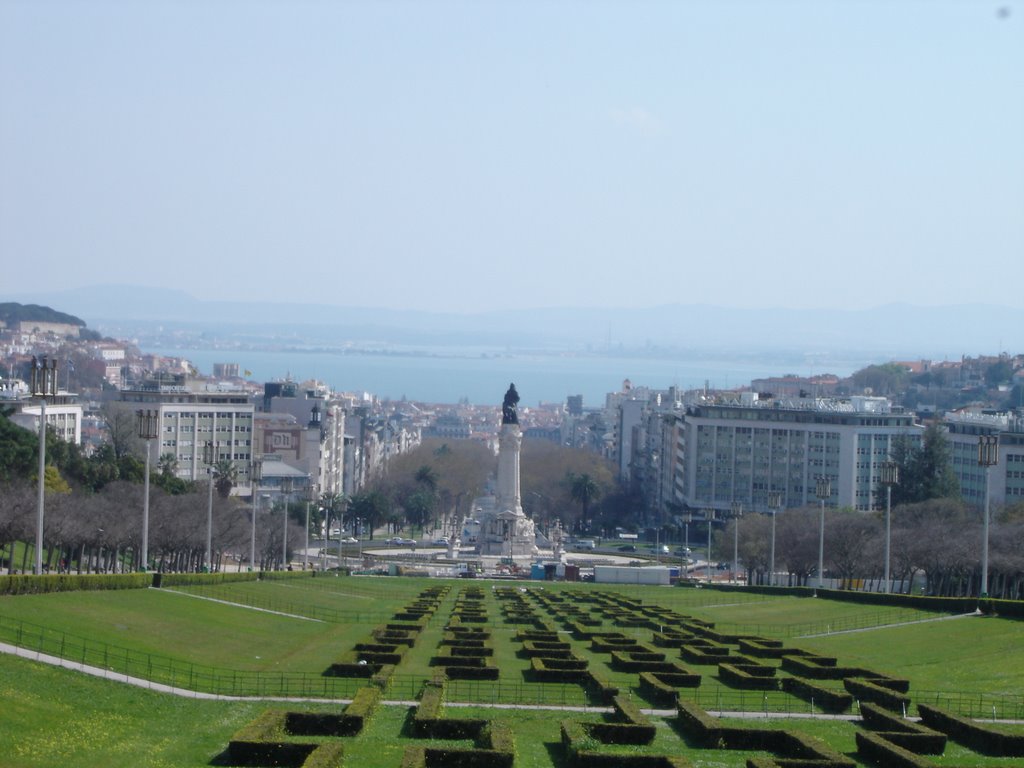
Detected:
[{"left": 1, "top": 0, "right": 1022, "bottom": 315}]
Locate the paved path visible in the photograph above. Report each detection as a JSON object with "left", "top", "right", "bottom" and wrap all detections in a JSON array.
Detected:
[{"left": 6, "top": 634, "right": 1019, "bottom": 724}]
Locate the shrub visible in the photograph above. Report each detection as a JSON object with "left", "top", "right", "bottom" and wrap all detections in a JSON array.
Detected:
[
  {"left": 228, "top": 710, "right": 319, "bottom": 766},
  {"left": 301, "top": 742, "right": 344, "bottom": 768},
  {"left": 917, "top": 702, "right": 1024, "bottom": 756},
  {"left": 843, "top": 678, "right": 911, "bottom": 712},
  {"left": 0, "top": 573, "right": 152, "bottom": 595},
  {"left": 718, "top": 663, "right": 779, "bottom": 690},
  {"left": 855, "top": 730, "right": 933, "bottom": 768},
  {"left": 780, "top": 676, "right": 853, "bottom": 713}
]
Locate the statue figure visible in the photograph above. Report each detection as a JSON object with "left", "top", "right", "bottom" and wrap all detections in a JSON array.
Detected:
[{"left": 501, "top": 382, "right": 520, "bottom": 425}]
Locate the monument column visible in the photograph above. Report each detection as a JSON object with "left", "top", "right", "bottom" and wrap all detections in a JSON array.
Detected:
[{"left": 496, "top": 425, "right": 522, "bottom": 513}]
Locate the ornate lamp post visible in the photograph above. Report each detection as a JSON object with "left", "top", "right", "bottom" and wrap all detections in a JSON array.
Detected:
[
  {"left": 767, "top": 491, "right": 782, "bottom": 587},
  {"left": 815, "top": 477, "right": 831, "bottom": 590},
  {"left": 880, "top": 461, "right": 900, "bottom": 593},
  {"left": 978, "top": 435, "right": 999, "bottom": 598},
  {"left": 250, "top": 456, "right": 263, "bottom": 571},
  {"left": 136, "top": 408, "right": 159, "bottom": 571},
  {"left": 731, "top": 501, "right": 743, "bottom": 584},
  {"left": 30, "top": 356, "right": 58, "bottom": 575}
]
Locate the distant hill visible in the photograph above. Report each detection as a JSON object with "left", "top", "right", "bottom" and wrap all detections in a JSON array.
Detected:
[{"left": 0, "top": 302, "right": 86, "bottom": 328}]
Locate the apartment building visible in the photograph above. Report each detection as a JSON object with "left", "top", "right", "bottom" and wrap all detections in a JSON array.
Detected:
[
  {"left": 668, "top": 393, "right": 922, "bottom": 514},
  {"left": 944, "top": 409, "right": 1024, "bottom": 507},
  {"left": 120, "top": 379, "right": 256, "bottom": 491}
]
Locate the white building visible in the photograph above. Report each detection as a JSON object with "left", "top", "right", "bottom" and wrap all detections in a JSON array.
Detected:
[
  {"left": 944, "top": 409, "right": 1024, "bottom": 508},
  {"left": 669, "top": 394, "right": 922, "bottom": 513}
]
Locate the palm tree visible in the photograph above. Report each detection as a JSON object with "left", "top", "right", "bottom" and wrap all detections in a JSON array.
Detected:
[
  {"left": 213, "top": 459, "right": 237, "bottom": 498},
  {"left": 157, "top": 453, "right": 178, "bottom": 479},
  {"left": 415, "top": 464, "right": 439, "bottom": 492},
  {"left": 569, "top": 472, "right": 601, "bottom": 533}
]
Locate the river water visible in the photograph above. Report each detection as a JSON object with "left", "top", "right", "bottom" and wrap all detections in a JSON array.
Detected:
[{"left": 147, "top": 345, "right": 865, "bottom": 407}]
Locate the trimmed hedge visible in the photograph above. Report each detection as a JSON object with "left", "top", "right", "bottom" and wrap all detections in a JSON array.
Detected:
[
  {"left": 780, "top": 677, "right": 853, "bottom": 713},
  {"left": 676, "top": 701, "right": 855, "bottom": 766},
  {"left": 0, "top": 573, "right": 152, "bottom": 595},
  {"left": 560, "top": 719, "right": 693, "bottom": 768},
  {"left": 843, "top": 678, "right": 911, "bottom": 712},
  {"left": 918, "top": 702, "right": 1024, "bottom": 756},
  {"left": 228, "top": 710, "right": 319, "bottom": 766},
  {"left": 855, "top": 730, "right": 934, "bottom": 768},
  {"left": 718, "top": 663, "right": 779, "bottom": 691},
  {"left": 859, "top": 703, "right": 946, "bottom": 754},
  {"left": 158, "top": 571, "right": 265, "bottom": 588},
  {"left": 638, "top": 670, "right": 702, "bottom": 705}
]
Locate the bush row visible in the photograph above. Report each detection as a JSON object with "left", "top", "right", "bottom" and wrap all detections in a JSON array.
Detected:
[
  {"left": 779, "top": 677, "right": 852, "bottom": 713},
  {"left": 0, "top": 573, "right": 151, "bottom": 595},
  {"left": 559, "top": 719, "right": 693, "bottom": 768},
  {"left": 718, "top": 663, "right": 779, "bottom": 691},
  {"left": 409, "top": 676, "right": 515, "bottom": 767},
  {"left": 854, "top": 730, "right": 944, "bottom": 768},
  {"left": 918, "top": 703, "right": 1024, "bottom": 756},
  {"left": 859, "top": 702, "right": 946, "bottom": 754},
  {"left": 676, "top": 701, "right": 855, "bottom": 767},
  {"left": 843, "top": 678, "right": 911, "bottom": 712},
  {"left": 227, "top": 710, "right": 337, "bottom": 767}
]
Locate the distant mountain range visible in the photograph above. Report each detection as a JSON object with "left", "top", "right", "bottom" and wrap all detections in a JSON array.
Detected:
[{"left": 8, "top": 284, "right": 1019, "bottom": 363}]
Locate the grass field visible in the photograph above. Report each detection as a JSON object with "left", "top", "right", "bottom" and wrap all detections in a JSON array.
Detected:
[{"left": 1, "top": 575, "right": 1022, "bottom": 767}]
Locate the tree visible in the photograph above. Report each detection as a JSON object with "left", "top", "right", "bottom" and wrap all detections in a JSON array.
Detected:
[
  {"left": 213, "top": 458, "right": 237, "bottom": 498},
  {"left": 347, "top": 491, "right": 389, "bottom": 539},
  {"left": 891, "top": 423, "right": 959, "bottom": 506},
  {"left": 0, "top": 408, "right": 39, "bottom": 482},
  {"left": 568, "top": 472, "right": 601, "bottom": 532}
]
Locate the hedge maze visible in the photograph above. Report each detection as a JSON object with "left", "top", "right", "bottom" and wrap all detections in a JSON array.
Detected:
[{"left": 212, "top": 582, "right": 1021, "bottom": 767}]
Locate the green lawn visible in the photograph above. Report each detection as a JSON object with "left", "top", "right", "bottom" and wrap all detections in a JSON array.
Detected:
[
  {"left": 2, "top": 576, "right": 1023, "bottom": 767},
  {"left": 795, "top": 613, "right": 1024, "bottom": 695}
]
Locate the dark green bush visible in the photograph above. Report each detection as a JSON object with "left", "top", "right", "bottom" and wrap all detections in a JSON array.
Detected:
[
  {"left": 855, "top": 730, "right": 933, "bottom": 768},
  {"left": 843, "top": 678, "right": 911, "bottom": 712},
  {"left": 918, "top": 702, "right": 1024, "bottom": 756},
  {"left": 0, "top": 573, "right": 151, "bottom": 595},
  {"left": 780, "top": 677, "right": 853, "bottom": 713}
]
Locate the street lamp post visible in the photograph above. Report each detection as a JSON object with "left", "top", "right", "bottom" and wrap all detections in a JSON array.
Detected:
[
  {"left": 30, "top": 356, "right": 58, "bottom": 575},
  {"left": 815, "top": 477, "right": 831, "bottom": 590},
  {"left": 304, "top": 482, "right": 316, "bottom": 571},
  {"left": 731, "top": 501, "right": 743, "bottom": 584},
  {"left": 978, "top": 435, "right": 999, "bottom": 598},
  {"left": 703, "top": 508, "right": 715, "bottom": 583},
  {"left": 250, "top": 457, "right": 263, "bottom": 571},
  {"left": 767, "top": 491, "right": 781, "bottom": 587},
  {"left": 281, "top": 477, "right": 294, "bottom": 570},
  {"left": 202, "top": 441, "right": 216, "bottom": 572},
  {"left": 880, "top": 461, "right": 900, "bottom": 594},
  {"left": 136, "top": 409, "right": 159, "bottom": 571}
]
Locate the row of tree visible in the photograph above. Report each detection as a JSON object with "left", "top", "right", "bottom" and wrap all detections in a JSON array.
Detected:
[
  {"left": 712, "top": 497, "right": 1024, "bottom": 600},
  {"left": 0, "top": 476, "right": 306, "bottom": 574}
]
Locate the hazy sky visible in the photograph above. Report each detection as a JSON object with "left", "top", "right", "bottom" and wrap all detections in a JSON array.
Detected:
[{"left": 2, "top": 1, "right": 1021, "bottom": 314}]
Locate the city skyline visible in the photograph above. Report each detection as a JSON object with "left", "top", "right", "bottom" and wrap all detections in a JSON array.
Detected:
[{"left": 2, "top": 1, "right": 1021, "bottom": 314}]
